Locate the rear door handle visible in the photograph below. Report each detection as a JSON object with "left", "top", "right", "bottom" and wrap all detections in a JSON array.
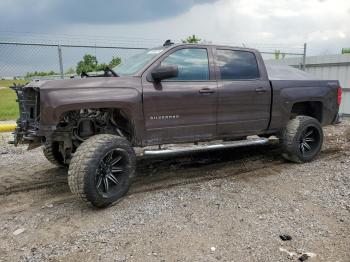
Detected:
[
  {"left": 255, "top": 87, "right": 267, "bottom": 93},
  {"left": 199, "top": 88, "right": 215, "bottom": 94}
]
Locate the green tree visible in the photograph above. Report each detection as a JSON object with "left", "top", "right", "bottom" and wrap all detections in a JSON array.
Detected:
[
  {"left": 341, "top": 48, "right": 350, "bottom": 54},
  {"left": 76, "top": 54, "right": 122, "bottom": 74},
  {"left": 274, "top": 50, "right": 286, "bottom": 60},
  {"left": 109, "top": 57, "right": 121, "bottom": 68},
  {"left": 182, "top": 34, "right": 201, "bottom": 43},
  {"left": 76, "top": 54, "right": 99, "bottom": 75},
  {"left": 274, "top": 50, "right": 281, "bottom": 60},
  {"left": 65, "top": 67, "right": 75, "bottom": 75},
  {"left": 25, "top": 70, "right": 58, "bottom": 78}
]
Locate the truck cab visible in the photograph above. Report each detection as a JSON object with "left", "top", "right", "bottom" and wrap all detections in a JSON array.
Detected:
[{"left": 142, "top": 44, "right": 272, "bottom": 144}]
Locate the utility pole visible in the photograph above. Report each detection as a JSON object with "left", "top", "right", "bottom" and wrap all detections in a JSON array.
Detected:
[
  {"left": 58, "top": 45, "right": 64, "bottom": 79},
  {"left": 302, "top": 43, "right": 307, "bottom": 71}
]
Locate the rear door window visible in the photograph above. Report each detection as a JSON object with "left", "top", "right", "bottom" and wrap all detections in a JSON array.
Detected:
[{"left": 216, "top": 49, "right": 260, "bottom": 80}]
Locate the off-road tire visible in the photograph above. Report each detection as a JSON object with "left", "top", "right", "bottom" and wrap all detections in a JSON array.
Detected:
[
  {"left": 43, "top": 142, "right": 67, "bottom": 167},
  {"left": 280, "top": 115, "right": 323, "bottom": 163},
  {"left": 68, "top": 134, "right": 136, "bottom": 208}
]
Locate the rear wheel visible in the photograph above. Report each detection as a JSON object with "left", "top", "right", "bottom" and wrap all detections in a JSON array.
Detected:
[
  {"left": 68, "top": 134, "right": 135, "bottom": 208},
  {"left": 43, "top": 142, "right": 67, "bottom": 167},
  {"left": 280, "top": 116, "right": 323, "bottom": 163}
]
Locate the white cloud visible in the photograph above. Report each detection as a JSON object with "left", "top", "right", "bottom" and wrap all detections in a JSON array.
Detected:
[{"left": 52, "top": 0, "right": 350, "bottom": 54}]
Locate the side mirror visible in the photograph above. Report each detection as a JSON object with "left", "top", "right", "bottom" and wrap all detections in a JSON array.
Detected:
[{"left": 151, "top": 65, "right": 178, "bottom": 81}]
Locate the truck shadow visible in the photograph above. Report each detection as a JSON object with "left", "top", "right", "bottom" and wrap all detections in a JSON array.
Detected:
[
  {"left": 5, "top": 141, "right": 343, "bottom": 207},
  {"left": 129, "top": 144, "right": 283, "bottom": 195},
  {"left": 45, "top": 143, "right": 283, "bottom": 197},
  {"left": 41, "top": 141, "right": 343, "bottom": 199},
  {"left": 137, "top": 144, "right": 281, "bottom": 172}
]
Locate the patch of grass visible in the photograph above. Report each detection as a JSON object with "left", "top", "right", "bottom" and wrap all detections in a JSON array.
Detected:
[
  {"left": 0, "top": 88, "right": 19, "bottom": 120},
  {"left": 0, "top": 80, "right": 29, "bottom": 120},
  {"left": 0, "top": 79, "right": 28, "bottom": 88}
]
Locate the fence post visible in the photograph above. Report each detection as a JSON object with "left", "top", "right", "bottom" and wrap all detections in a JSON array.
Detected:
[
  {"left": 302, "top": 42, "right": 307, "bottom": 71},
  {"left": 58, "top": 44, "right": 64, "bottom": 79}
]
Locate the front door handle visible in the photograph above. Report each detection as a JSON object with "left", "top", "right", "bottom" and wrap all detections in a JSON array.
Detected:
[
  {"left": 199, "top": 88, "right": 215, "bottom": 94},
  {"left": 255, "top": 87, "right": 267, "bottom": 93}
]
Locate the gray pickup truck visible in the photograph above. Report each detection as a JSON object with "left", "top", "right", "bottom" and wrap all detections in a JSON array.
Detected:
[{"left": 12, "top": 42, "right": 342, "bottom": 207}]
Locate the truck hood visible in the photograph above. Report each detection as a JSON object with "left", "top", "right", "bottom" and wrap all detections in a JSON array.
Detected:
[
  {"left": 25, "top": 76, "right": 142, "bottom": 92},
  {"left": 22, "top": 77, "right": 143, "bottom": 126}
]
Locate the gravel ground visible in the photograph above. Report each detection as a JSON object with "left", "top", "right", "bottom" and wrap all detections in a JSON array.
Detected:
[{"left": 0, "top": 120, "right": 349, "bottom": 262}]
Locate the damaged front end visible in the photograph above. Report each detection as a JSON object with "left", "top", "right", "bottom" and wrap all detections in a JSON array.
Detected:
[{"left": 11, "top": 84, "right": 43, "bottom": 148}]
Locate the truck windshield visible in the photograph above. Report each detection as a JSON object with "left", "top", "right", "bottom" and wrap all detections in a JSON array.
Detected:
[{"left": 113, "top": 47, "right": 164, "bottom": 76}]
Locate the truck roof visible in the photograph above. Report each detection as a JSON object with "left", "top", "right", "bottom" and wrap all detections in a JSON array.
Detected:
[{"left": 161, "top": 42, "right": 259, "bottom": 53}]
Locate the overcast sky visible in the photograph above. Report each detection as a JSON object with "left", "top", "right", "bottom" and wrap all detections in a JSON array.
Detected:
[{"left": 1, "top": 0, "right": 350, "bottom": 55}]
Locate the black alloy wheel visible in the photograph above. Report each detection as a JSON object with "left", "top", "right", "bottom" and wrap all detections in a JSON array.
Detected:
[
  {"left": 95, "top": 149, "right": 128, "bottom": 198},
  {"left": 299, "top": 126, "right": 321, "bottom": 157}
]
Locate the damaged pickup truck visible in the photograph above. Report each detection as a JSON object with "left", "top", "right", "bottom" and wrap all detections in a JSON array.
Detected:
[{"left": 12, "top": 42, "right": 342, "bottom": 207}]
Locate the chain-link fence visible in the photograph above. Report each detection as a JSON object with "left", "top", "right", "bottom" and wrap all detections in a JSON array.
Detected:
[
  {"left": 0, "top": 42, "right": 147, "bottom": 79},
  {"left": 0, "top": 41, "right": 307, "bottom": 80},
  {"left": 211, "top": 41, "right": 307, "bottom": 70},
  {"left": 257, "top": 43, "right": 307, "bottom": 70}
]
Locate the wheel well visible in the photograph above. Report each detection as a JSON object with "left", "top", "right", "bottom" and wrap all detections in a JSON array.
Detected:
[
  {"left": 58, "top": 108, "right": 134, "bottom": 137},
  {"left": 52, "top": 108, "right": 135, "bottom": 164},
  {"left": 290, "top": 101, "right": 323, "bottom": 123}
]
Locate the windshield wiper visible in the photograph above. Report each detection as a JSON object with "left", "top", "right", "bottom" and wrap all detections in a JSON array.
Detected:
[
  {"left": 81, "top": 67, "right": 119, "bottom": 78},
  {"left": 105, "top": 66, "right": 119, "bottom": 77}
]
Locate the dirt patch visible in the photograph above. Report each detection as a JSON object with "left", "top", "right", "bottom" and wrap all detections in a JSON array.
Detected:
[
  {"left": 344, "top": 127, "right": 350, "bottom": 142},
  {"left": 0, "top": 121, "right": 349, "bottom": 261}
]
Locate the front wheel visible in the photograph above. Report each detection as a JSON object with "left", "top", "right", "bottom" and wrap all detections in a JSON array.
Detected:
[
  {"left": 280, "top": 116, "right": 323, "bottom": 163},
  {"left": 68, "top": 134, "right": 136, "bottom": 208}
]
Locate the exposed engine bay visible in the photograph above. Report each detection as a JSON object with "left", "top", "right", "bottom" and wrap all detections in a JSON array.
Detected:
[{"left": 51, "top": 109, "right": 131, "bottom": 163}]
